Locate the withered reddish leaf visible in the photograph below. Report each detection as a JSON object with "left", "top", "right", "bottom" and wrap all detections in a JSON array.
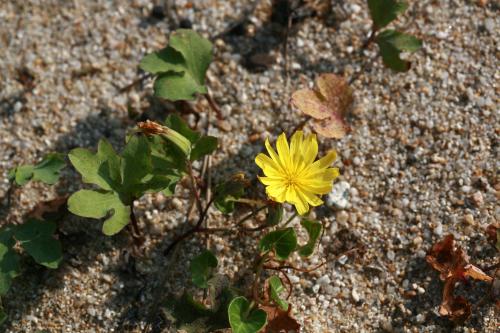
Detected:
[
  {"left": 260, "top": 305, "right": 300, "bottom": 333},
  {"left": 462, "top": 264, "right": 492, "bottom": 282},
  {"left": 291, "top": 73, "right": 352, "bottom": 139},
  {"left": 427, "top": 234, "right": 493, "bottom": 323},
  {"left": 439, "top": 278, "right": 471, "bottom": 323},
  {"left": 290, "top": 89, "right": 330, "bottom": 120},
  {"left": 311, "top": 113, "right": 349, "bottom": 139},
  {"left": 316, "top": 74, "right": 353, "bottom": 115},
  {"left": 426, "top": 234, "right": 491, "bottom": 282}
]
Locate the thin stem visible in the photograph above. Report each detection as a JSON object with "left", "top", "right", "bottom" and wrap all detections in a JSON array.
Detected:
[
  {"left": 130, "top": 202, "right": 141, "bottom": 236},
  {"left": 163, "top": 197, "right": 215, "bottom": 257},
  {"left": 204, "top": 92, "right": 223, "bottom": 120},
  {"left": 118, "top": 73, "right": 151, "bottom": 93},
  {"left": 252, "top": 252, "right": 270, "bottom": 305},
  {"left": 236, "top": 204, "right": 269, "bottom": 226},
  {"left": 348, "top": 25, "right": 378, "bottom": 85},
  {"left": 283, "top": 212, "right": 298, "bottom": 227},
  {"left": 187, "top": 161, "right": 203, "bottom": 217}
]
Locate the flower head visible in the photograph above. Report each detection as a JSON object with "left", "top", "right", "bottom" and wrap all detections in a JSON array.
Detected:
[{"left": 255, "top": 131, "right": 339, "bottom": 215}]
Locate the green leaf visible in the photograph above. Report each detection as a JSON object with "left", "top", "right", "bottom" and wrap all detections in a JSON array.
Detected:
[
  {"left": 154, "top": 72, "right": 207, "bottom": 101},
  {"left": 67, "top": 190, "right": 130, "bottom": 236},
  {"left": 213, "top": 178, "right": 245, "bottom": 214},
  {"left": 0, "top": 227, "right": 20, "bottom": 295},
  {"left": 169, "top": 29, "right": 213, "bottom": 87},
  {"left": 13, "top": 165, "right": 34, "bottom": 186},
  {"left": 142, "top": 29, "right": 213, "bottom": 101},
  {"left": 165, "top": 114, "right": 200, "bottom": 144},
  {"left": 259, "top": 228, "right": 297, "bottom": 260},
  {"left": 163, "top": 292, "right": 213, "bottom": 327},
  {"left": 190, "top": 250, "right": 218, "bottom": 288},
  {"left": 266, "top": 204, "right": 283, "bottom": 226},
  {"left": 68, "top": 136, "right": 183, "bottom": 235},
  {"left": 376, "top": 29, "right": 422, "bottom": 72},
  {"left": 14, "top": 219, "right": 62, "bottom": 269},
  {"left": 298, "top": 219, "right": 322, "bottom": 257},
  {"left": 190, "top": 136, "right": 218, "bottom": 161},
  {"left": 139, "top": 47, "right": 186, "bottom": 74},
  {"left": 268, "top": 276, "right": 288, "bottom": 311},
  {"left": 31, "top": 153, "right": 66, "bottom": 185},
  {"left": 228, "top": 296, "right": 267, "bottom": 333},
  {"left": 68, "top": 139, "right": 119, "bottom": 191},
  {"left": 368, "top": 0, "right": 408, "bottom": 29},
  {"left": 121, "top": 135, "right": 152, "bottom": 189},
  {"left": 496, "top": 229, "right": 500, "bottom": 252},
  {"left": 11, "top": 153, "right": 66, "bottom": 186}
]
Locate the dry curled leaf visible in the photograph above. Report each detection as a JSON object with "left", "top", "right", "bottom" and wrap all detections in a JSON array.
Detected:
[
  {"left": 291, "top": 73, "right": 352, "bottom": 138},
  {"left": 426, "top": 234, "right": 492, "bottom": 323},
  {"left": 259, "top": 304, "right": 301, "bottom": 333},
  {"left": 426, "top": 234, "right": 492, "bottom": 282},
  {"left": 439, "top": 277, "right": 471, "bottom": 323}
]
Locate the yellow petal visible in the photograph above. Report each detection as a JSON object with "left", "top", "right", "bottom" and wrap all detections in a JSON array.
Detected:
[
  {"left": 258, "top": 176, "right": 285, "bottom": 186},
  {"left": 276, "top": 133, "right": 291, "bottom": 170},
  {"left": 294, "top": 191, "right": 310, "bottom": 215},
  {"left": 299, "top": 189, "right": 323, "bottom": 206},
  {"left": 266, "top": 184, "right": 287, "bottom": 202},
  {"left": 311, "top": 150, "right": 337, "bottom": 169},
  {"left": 302, "top": 133, "right": 318, "bottom": 165},
  {"left": 265, "top": 138, "right": 284, "bottom": 171},
  {"left": 255, "top": 153, "right": 282, "bottom": 177}
]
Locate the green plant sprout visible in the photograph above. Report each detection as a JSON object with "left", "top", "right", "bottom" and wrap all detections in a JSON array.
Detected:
[
  {"left": 368, "top": 0, "right": 422, "bottom": 72},
  {"left": 140, "top": 29, "right": 212, "bottom": 101},
  {"left": 0, "top": 219, "right": 62, "bottom": 324},
  {"left": 8, "top": 153, "right": 65, "bottom": 186}
]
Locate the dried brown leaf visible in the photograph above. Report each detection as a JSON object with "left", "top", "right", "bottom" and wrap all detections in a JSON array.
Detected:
[
  {"left": 291, "top": 73, "right": 352, "bottom": 139},
  {"left": 427, "top": 234, "right": 493, "bottom": 323},
  {"left": 259, "top": 304, "right": 300, "bottom": 333},
  {"left": 439, "top": 278, "right": 471, "bottom": 324},
  {"left": 426, "top": 234, "right": 492, "bottom": 282}
]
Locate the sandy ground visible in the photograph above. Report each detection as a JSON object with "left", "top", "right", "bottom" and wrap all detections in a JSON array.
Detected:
[{"left": 0, "top": 0, "right": 498, "bottom": 332}]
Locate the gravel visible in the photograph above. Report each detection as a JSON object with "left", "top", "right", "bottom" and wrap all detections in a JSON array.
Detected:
[{"left": 0, "top": 0, "right": 499, "bottom": 332}]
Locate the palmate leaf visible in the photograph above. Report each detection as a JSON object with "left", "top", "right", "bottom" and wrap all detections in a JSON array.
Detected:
[
  {"left": 228, "top": 296, "right": 267, "bottom": 333},
  {"left": 14, "top": 219, "right": 62, "bottom": 269},
  {"left": 368, "top": 0, "right": 408, "bottom": 29},
  {"left": 291, "top": 74, "right": 352, "bottom": 138},
  {"left": 298, "top": 219, "right": 322, "bottom": 257},
  {"left": 266, "top": 204, "right": 283, "bottom": 226},
  {"left": 259, "top": 228, "right": 297, "bottom": 260},
  {"left": 140, "top": 29, "right": 213, "bottom": 101},
  {"left": 67, "top": 190, "right": 131, "bottom": 236},
  {"left": 190, "top": 136, "right": 218, "bottom": 161},
  {"left": 68, "top": 136, "right": 180, "bottom": 235},
  {"left": 190, "top": 250, "right": 218, "bottom": 288},
  {"left": 9, "top": 153, "right": 65, "bottom": 186},
  {"left": 213, "top": 178, "right": 245, "bottom": 214},
  {"left": 376, "top": 29, "right": 422, "bottom": 72}
]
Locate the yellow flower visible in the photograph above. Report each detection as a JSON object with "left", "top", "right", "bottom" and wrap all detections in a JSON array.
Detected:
[{"left": 255, "top": 131, "right": 339, "bottom": 215}]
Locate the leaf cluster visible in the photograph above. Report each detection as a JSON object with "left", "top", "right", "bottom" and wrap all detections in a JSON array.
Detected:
[
  {"left": 67, "top": 135, "right": 183, "bottom": 235},
  {"left": 0, "top": 219, "right": 62, "bottom": 324},
  {"left": 8, "top": 153, "right": 65, "bottom": 186},
  {"left": 368, "top": 0, "right": 422, "bottom": 71},
  {"left": 140, "top": 29, "right": 213, "bottom": 101}
]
